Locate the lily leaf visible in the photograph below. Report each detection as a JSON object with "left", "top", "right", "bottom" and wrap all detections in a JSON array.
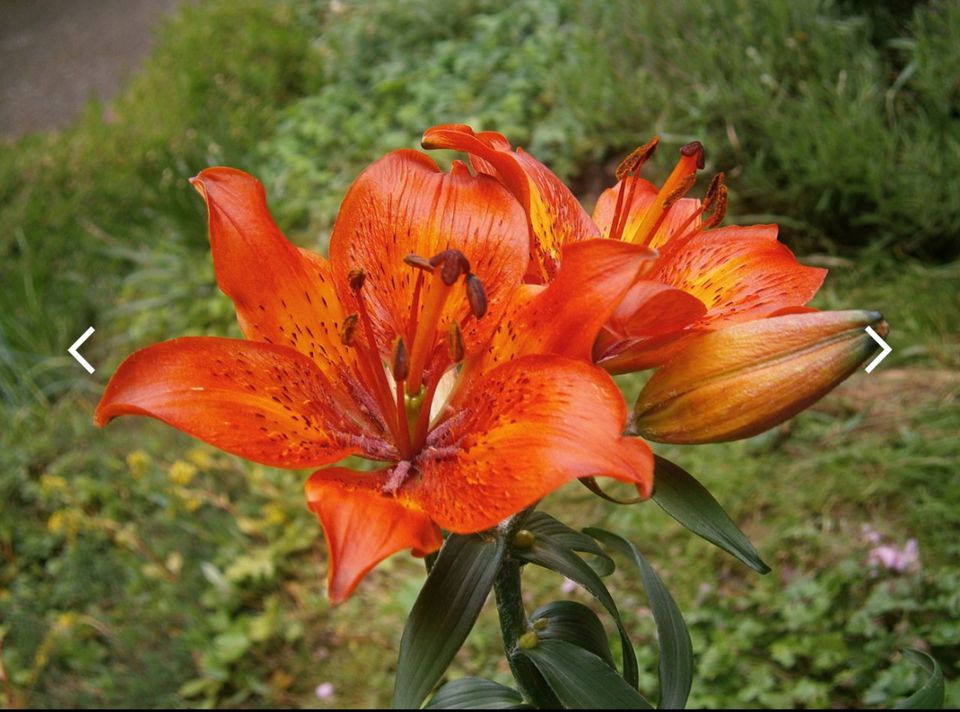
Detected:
[
  {"left": 894, "top": 648, "right": 944, "bottom": 709},
  {"left": 525, "top": 511, "right": 615, "bottom": 577},
  {"left": 651, "top": 456, "right": 770, "bottom": 574},
  {"left": 530, "top": 600, "right": 616, "bottom": 668},
  {"left": 517, "top": 638, "right": 653, "bottom": 709},
  {"left": 393, "top": 534, "right": 506, "bottom": 709},
  {"left": 587, "top": 528, "right": 693, "bottom": 710},
  {"left": 514, "top": 519, "right": 638, "bottom": 688},
  {"left": 424, "top": 678, "right": 530, "bottom": 709}
]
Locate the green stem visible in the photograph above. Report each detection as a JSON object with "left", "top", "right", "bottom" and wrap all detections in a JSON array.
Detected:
[{"left": 493, "top": 508, "right": 559, "bottom": 707}]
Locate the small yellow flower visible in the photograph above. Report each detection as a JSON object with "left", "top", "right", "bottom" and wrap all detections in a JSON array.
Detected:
[
  {"left": 169, "top": 460, "right": 198, "bottom": 486},
  {"left": 126, "top": 450, "right": 151, "bottom": 479},
  {"left": 40, "top": 474, "right": 68, "bottom": 497},
  {"left": 186, "top": 446, "right": 214, "bottom": 469}
]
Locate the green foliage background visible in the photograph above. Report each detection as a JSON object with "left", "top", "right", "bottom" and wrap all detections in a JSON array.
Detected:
[{"left": 1, "top": 0, "right": 958, "bottom": 708}]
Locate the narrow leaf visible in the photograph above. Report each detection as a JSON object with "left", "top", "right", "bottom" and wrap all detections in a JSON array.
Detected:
[
  {"left": 393, "top": 534, "right": 506, "bottom": 709},
  {"left": 518, "top": 638, "right": 653, "bottom": 709},
  {"left": 525, "top": 511, "right": 615, "bottom": 577},
  {"left": 587, "top": 529, "right": 693, "bottom": 709},
  {"left": 514, "top": 524, "right": 638, "bottom": 687},
  {"left": 424, "top": 678, "right": 529, "bottom": 709},
  {"left": 530, "top": 600, "right": 616, "bottom": 668},
  {"left": 894, "top": 648, "right": 944, "bottom": 709},
  {"left": 652, "top": 456, "right": 770, "bottom": 574}
]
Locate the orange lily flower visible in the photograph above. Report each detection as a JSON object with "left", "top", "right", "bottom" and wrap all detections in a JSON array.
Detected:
[
  {"left": 96, "top": 151, "right": 654, "bottom": 602},
  {"left": 422, "top": 125, "right": 826, "bottom": 372}
]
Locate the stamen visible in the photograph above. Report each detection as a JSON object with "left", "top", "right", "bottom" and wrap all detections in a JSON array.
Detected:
[
  {"left": 446, "top": 322, "right": 465, "bottom": 363},
  {"left": 339, "top": 313, "right": 360, "bottom": 346},
  {"left": 615, "top": 136, "right": 659, "bottom": 180},
  {"left": 392, "top": 338, "right": 409, "bottom": 381},
  {"left": 403, "top": 254, "right": 434, "bottom": 273},
  {"left": 430, "top": 249, "right": 471, "bottom": 286},
  {"left": 701, "top": 174, "right": 728, "bottom": 230},
  {"left": 348, "top": 267, "right": 366, "bottom": 291},
  {"left": 465, "top": 274, "right": 487, "bottom": 318},
  {"left": 623, "top": 140, "right": 705, "bottom": 247}
]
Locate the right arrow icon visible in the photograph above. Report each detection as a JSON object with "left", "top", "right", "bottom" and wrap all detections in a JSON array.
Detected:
[{"left": 864, "top": 325, "right": 892, "bottom": 373}]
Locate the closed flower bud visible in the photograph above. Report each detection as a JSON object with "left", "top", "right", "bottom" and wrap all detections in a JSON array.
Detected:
[{"left": 632, "top": 310, "right": 888, "bottom": 444}]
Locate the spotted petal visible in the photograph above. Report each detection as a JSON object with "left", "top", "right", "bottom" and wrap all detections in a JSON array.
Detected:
[
  {"left": 96, "top": 337, "right": 388, "bottom": 468},
  {"left": 407, "top": 355, "right": 653, "bottom": 533},
  {"left": 191, "top": 168, "right": 357, "bottom": 380},
  {"left": 329, "top": 150, "right": 528, "bottom": 362}
]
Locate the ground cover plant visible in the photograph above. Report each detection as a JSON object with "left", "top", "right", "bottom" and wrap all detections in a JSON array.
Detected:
[{"left": 1, "top": 0, "right": 958, "bottom": 708}]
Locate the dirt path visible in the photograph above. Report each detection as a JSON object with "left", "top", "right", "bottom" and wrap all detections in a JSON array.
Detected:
[{"left": 0, "top": 0, "right": 181, "bottom": 139}]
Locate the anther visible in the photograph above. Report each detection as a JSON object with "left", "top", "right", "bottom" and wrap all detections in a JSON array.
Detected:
[
  {"left": 430, "top": 249, "right": 471, "bottom": 286},
  {"left": 392, "top": 338, "right": 409, "bottom": 381},
  {"left": 703, "top": 173, "right": 725, "bottom": 210},
  {"left": 403, "top": 254, "right": 434, "bottom": 273},
  {"left": 348, "top": 268, "right": 366, "bottom": 291},
  {"left": 616, "top": 136, "right": 660, "bottom": 180},
  {"left": 702, "top": 176, "right": 728, "bottom": 230},
  {"left": 340, "top": 313, "right": 360, "bottom": 345},
  {"left": 446, "top": 322, "right": 465, "bottom": 363},
  {"left": 465, "top": 274, "right": 487, "bottom": 318},
  {"left": 680, "top": 141, "right": 706, "bottom": 169}
]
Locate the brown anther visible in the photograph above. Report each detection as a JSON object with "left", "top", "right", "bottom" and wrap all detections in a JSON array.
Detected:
[
  {"left": 347, "top": 268, "right": 366, "bottom": 291},
  {"left": 403, "top": 253, "right": 434, "bottom": 273},
  {"left": 702, "top": 180, "right": 728, "bottom": 230},
  {"left": 392, "top": 338, "right": 409, "bottom": 381},
  {"left": 465, "top": 274, "right": 487, "bottom": 318},
  {"left": 661, "top": 173, "right": 698, "bottom": 210},
  {"left": 446, "top": 322, "right": 465, "bottom": 363},
  {"left": 616, "top": 136, "right": 660, "bottom": 180},
  {"left": 680, "top": 141, "right": 706, "bottom": 169},
  {"left": 340, "top": 313, "right": 360, "bottom": 345},
  {"left": 703, "top": 173, "right": 725, "bottom": 210},
  {"left": 430, "top": 249, "right": 471, "bottom": 286}
]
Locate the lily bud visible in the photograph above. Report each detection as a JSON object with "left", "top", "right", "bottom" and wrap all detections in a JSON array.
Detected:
[{"left": 632, "top": 310, "right": 888, "bottom": 444}]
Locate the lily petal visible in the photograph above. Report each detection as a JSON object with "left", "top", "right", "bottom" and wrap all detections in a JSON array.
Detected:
[
  {"left": 96, "top": 337, "right": 383, "bottom": 468},
  {"left": 471, "top": 239, "right": 657, "bottom": 373},
  {"left": 305, "top": 468, "right": 442, "bottom": 603},
  {"left": 190, "top": 167, "right": 357, "bottom": 378},
  {"left": 329, "top": 149, "right": 528, "bottom": 360},
  {"left": 422, "top": 124, "right": 599, "bottom": 282},
  {"left": 409, "top": 355, "right": 653, "bottom": 533},
  {"left": 654, "top": 226, "right": 826, "bottom": 328}
]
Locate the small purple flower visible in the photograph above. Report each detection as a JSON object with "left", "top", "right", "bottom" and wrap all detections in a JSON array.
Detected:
[
  {"left": 561, "top": 577, "right": 578, "bottom": 594},
  {"left": 868, "top": 538, "right": 920, "bottom": 573},
  {"left": 315, "top": 682, "right": 335, "bottom": 700}
]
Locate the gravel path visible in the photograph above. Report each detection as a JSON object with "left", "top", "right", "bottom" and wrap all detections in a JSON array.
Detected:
[{"left": 0, "top": 0, "right": 181, "bottom": 139}]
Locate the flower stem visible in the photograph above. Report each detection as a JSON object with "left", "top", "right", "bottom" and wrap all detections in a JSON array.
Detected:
[{"left": 493, "top": 508, "right": 559, "bottom": 707}]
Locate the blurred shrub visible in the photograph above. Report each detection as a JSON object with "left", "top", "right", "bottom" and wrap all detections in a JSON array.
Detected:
[{"left": 261, "top": 0, "right": 960, "bottom": 259}]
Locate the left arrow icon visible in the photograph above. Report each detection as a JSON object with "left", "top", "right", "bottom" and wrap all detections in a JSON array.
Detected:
[{"left": 69, "top": 326, "right": 96, "bottom": 374}]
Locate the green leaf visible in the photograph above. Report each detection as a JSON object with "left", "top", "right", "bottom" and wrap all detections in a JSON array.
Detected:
[
  {"left": 514, "top": 518, "right": 638, "bottom": 688},
  {"left": 525, "top": 512, "right": 615, "bottom": 578},
  {"left": 518, "top": 638, "right": 653, "bottom": 709},
  {"left": 587, "top": 529, "right": 693, "bottom": 710},
  {"left": 530, "top": 600, "right": 616, "bottom": 668},
  {"left": 651, "top": 456, "right": 770, "bottom": 574},
  {"left": 424, "top": 678, "right": 529, "bottom": 709},
  {"left": 894, "top": 648, "right": 944, "bottom": 709},
  {"left": 393, "top": 534, "right": 507, "bottom": 709}
]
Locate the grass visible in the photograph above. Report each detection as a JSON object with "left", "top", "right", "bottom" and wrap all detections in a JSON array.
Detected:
[{"left": 1, "top": 0, "right": 959, "bottom": 708}]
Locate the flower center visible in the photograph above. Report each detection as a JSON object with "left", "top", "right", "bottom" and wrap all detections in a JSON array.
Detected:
[
  {"left": 609, "top": 139, "right": 725, "bottom": 247},
  {"left": 340, "top": 249, "right": 487, "bottom": 461}
]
